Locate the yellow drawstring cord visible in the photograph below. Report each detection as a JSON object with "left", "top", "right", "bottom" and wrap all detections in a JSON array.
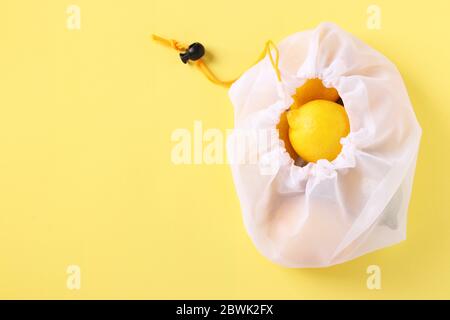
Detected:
[{"left": 151, "top": 34, "right": 281, "bottom": 88}]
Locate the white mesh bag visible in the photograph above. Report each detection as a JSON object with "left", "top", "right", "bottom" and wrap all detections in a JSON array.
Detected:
[{"left": 227, "top": 22, "right": 422, "bottom": 268}]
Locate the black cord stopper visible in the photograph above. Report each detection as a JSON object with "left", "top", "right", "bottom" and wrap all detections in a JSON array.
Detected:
[{"left": 180, "top": 42, "right": 205, "bottom": 64}]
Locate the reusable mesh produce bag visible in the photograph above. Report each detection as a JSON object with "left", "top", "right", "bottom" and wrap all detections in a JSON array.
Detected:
[
  {"left": 227, "top": 22, "right": 421, "bottom": 267},
  {"left": 153, "top": 22, "right": 422, "bottom": 268}
]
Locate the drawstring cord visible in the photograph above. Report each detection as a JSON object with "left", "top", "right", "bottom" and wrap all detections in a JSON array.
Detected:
[{"left": 151, "top": 34, "right": 281, "bottom": 88}]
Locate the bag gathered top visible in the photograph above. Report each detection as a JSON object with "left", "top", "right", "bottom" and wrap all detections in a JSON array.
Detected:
[{"left": 153, "top": 22, "right": 422, "bottom": 268}]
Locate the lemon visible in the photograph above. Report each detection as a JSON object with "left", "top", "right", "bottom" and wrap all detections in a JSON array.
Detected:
[
  {"left": 287, "top": 99, "right": 350, "bottom": 163},
  {"left": 292, "top": 78, "right": 339, "bottom": 108},
  {"left": 276, "top": 79, "right": 341, "bottom": 161},
  {"left": 276, "top": 111, "right": 298, "bottom": 159}
]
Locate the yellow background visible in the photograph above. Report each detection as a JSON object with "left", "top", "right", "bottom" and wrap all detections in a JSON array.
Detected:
[{"left": 0, "top": 0, "right": 449, "bottom": 299}]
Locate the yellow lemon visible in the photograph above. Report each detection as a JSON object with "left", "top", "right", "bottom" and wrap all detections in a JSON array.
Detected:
[
  {"left": 277, "top": 80, "right": 340, "bottom": 161},
  {"left": 292, "top": 78, "right": 339, "bottom": 108},
  {"left": 287, "top": 99, "right": 350, "bottom": 163},
  {"left": 276, "top": 111, "right": 298, "bottom": 159}
]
